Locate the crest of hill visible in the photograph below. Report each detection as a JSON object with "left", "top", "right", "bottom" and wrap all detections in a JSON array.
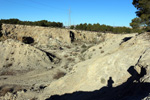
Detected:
[
  {"left": 1, "top": 24, "right": 103, "bottom": 45},
  {"left": 0, "top": 39, "right": 53, "bottom": 70}
]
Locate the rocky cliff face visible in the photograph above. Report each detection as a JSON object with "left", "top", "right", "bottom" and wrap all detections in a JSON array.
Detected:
[{"left": 1, "top": 24, "right": 102, "bottom": 45}]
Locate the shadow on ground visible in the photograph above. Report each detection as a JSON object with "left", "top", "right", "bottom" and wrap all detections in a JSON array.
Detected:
[{"left": 46, "top": 66, "right": 150, "bottom": 100}]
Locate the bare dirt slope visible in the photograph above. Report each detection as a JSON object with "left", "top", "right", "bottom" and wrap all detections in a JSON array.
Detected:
[
  {"left": 41, "top": 33, "right": 150, "bottom": 100},
  {"left": 0, "top": 24, "right": 150, "bottom": 100}
]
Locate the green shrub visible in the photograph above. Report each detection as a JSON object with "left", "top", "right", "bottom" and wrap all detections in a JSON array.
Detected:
[
  {"left": 75, "top": 23, "right": 132, "bottom": 33},
  {"left": 70, "top": 25, "right": 75, "bottom": 29},
  {"left": 81, "top": 44, "right": 87, "bottom": 48},
  {"left": 99, "top": 47, "right": 102, "bottom": 49},
  {"left": 0, "top": 19, "right": 63, "bottom": 28}
]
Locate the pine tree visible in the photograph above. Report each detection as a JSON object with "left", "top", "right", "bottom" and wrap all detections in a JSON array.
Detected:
[{"left": 133, "top": 0, "right": 150, "bottom": 30}]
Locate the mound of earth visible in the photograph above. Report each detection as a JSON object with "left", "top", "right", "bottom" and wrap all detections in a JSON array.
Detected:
[
  {"left": 0, "top": 39, "right": 56, "bottom": 70},
  {"left": 0, "top": 39, "right": 62, "bottom": 99},
  {"left": 43, "top": 33, "right": 150, "bottom": 100},
  {"left": 0, "top": 26, "right": 150, "bottom": 100}
]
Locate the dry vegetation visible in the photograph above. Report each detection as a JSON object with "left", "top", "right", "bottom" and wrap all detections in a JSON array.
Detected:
[
  {"left": 0, "top": 70, "right": 16, "bottom": 76},
  {"left": 0, "top": 85, "right": 25, "bottom": 96},
  {"left": 0, "top": 24, "right": 108, "bottom": 99},
  {"left": 53, "top": 71, "right": 66, "bottom": 79}
]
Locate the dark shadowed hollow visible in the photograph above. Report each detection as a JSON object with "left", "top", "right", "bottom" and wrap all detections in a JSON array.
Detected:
[
  {"left": 22, "top": 37, "right": 34, "bottom": 44},
  {"left": 70, "top": 31, "right": 75, "bottom": 43}
]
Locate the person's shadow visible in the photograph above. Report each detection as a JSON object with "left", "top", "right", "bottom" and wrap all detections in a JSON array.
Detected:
[
  {"left": 46, "top": 66, "right": 150, "bottom": 100},
  {"left": 107, "top": 77, "right": 114, "bottom": 88}
]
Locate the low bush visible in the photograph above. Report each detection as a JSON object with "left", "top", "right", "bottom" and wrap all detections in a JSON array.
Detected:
[
  {"left": 53, "top": 71, "right": 66, "bottom": 79},
  {"left": 0, "top": 19, "right": 63, "bottom": 28},
  {"left": 81, "top": 44, "right": 87, "bottom": 48},
  {"left": 101, "top": 51, "right": 104, "bottom": 53},
  {"left": 0, "top": 70, "right": 16, "bottom": 76},
  {"left": 67, "top": 58, "right": 75, "bottom": 62},
  {"left": 3, "top": 63, "right": 13, "bottom": 68}
]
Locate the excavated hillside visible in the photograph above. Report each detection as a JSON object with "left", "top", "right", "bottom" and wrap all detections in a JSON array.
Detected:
[
  {"left": 0, "top": 24, "right": 150, "bottom": 100},
  {"left": 1, "top": 24, "right": 102, "bottom": 44}
]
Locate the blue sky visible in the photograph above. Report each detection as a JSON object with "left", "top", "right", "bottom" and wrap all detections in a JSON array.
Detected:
[{"left": 0, "top": 0, "right": 137, "bottom": 27}]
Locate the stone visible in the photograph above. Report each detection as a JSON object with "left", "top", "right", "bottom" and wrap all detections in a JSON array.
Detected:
[{"left": 0, "top": 24, "right": 150, "bottom": 100}]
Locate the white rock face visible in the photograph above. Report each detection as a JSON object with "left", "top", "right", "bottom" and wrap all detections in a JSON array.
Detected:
[
  {"left": 0, "top": 39, "right": 52, "bottom": 70},
  {"left": 1, "top": 24, "right": 102, "bottom": 45}
]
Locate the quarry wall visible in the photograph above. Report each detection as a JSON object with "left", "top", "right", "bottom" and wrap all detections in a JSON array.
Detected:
[{"left": 1, "top": 24, "right": 102, "bottom": 45}]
